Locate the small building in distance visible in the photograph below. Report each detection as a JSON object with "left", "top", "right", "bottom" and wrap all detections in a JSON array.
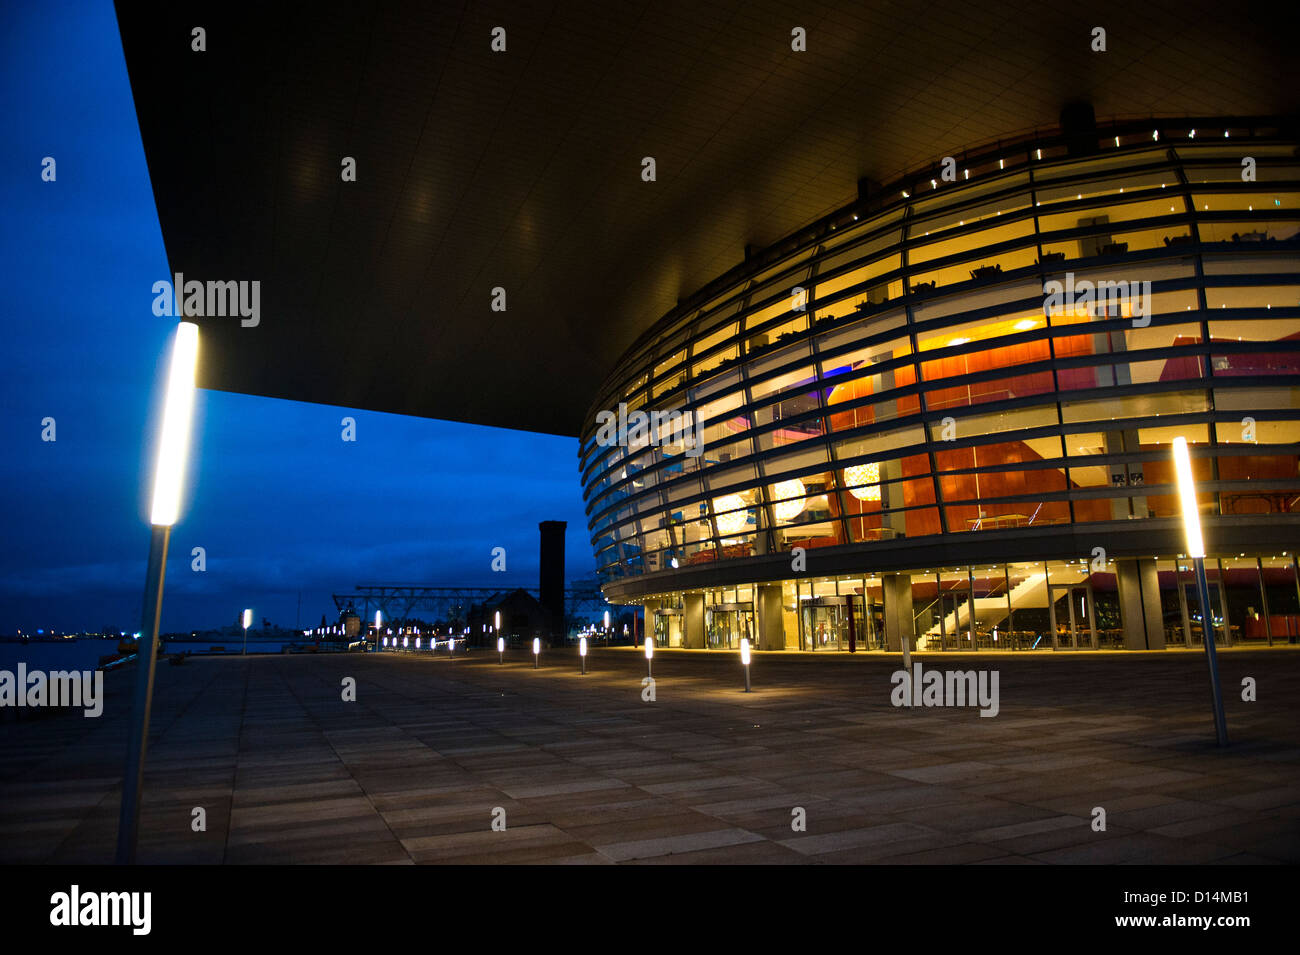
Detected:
[{"left": 468, "top": 589, "right": 548, "bottom": 648}]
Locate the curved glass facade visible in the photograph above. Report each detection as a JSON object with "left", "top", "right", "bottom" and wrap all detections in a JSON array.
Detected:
[{"left": 579, "top": 119, "right": 1300, "bottom": 651}]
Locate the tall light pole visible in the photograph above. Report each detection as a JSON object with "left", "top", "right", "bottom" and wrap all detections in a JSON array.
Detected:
[
  {"left": 1173, "top": 436, "right": 1228, "bottom": 746},
  {"left": 241, "top": 608, "right": 252, "bottom": 654},
  {"left": 117, "top": 321, "right": 199, "bottom": 864}
]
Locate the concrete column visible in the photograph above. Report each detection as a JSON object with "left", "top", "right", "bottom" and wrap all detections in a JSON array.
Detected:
[
  {"left": 882, "top": 573, "right": 914, "bottom": 651},
  {"left": 1116, "top": 559, "right": 1147, "bottom": 650},
  {"left": 683, "top": 593, "right": 705, "bottom": 649},
  {"left": 758, "top": 584, "right": 785, "bottom": 650},
  {"left": 1131, "top": 558, "right": 1165, "bottom": 649},
  {"left": 643, "top": 598, "right": 660, "bottom": 645}
]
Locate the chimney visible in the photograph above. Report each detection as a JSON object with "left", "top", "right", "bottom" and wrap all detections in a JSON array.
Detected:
[
  {"left": 1060, "top": 101, "right": 1097, "bottom": 157},
  {"left": 538, "top": 521, "right": 567, "bottom": 646}
]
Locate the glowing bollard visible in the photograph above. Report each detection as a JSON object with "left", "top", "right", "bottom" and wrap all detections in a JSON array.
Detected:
[
  {"left": 740, "top": 637, "right": 752, "bottom": 692},
  {"left": 644, "top": 635, "right": 654, "bottom": 679},
  {"left": 580, "top": 636, "right": 587, "bottom": 675},
  {"left": 497, "top": 636, "right": 504, "bottom": 665},
  {"left": 533, "top": 637, "right": 540, "bottom": 669}
]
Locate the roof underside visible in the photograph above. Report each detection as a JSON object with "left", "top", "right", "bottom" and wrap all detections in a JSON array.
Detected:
[{"left": 114, "top": 0, "right": 1299, "bottom": 436}]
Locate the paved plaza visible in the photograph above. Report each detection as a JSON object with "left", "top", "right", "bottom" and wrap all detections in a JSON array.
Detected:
[{"left": 2, "top": 647, "right": 1298, "bottom": 864}]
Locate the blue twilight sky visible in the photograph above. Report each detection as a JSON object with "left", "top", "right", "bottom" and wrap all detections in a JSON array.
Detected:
[{"left": 0, "top": 1, "right": 595, "bottom": 635}]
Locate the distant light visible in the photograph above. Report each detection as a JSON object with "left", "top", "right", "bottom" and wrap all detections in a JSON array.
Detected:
[
  {"left": 375, "top": 611, "right": 382, "bottom": 628},
  {"left": 416, "top": 637, "right": 421, "bottom": 649},
  {"left": 901, "top": 190, "right": 909, "bottom": 198},
  {"left": 494, "top": 610, "right": 501, "bottom": 630},
  {"left": 1189, "top": 129, "right": 1195, "bottom": 139},
  {"left": 242, "top": 608, "right": 252, "bottom": 629},
  {"left": 1035, "top": 148, "right": 1041, "bottom": 160},
  {"left": 402, "top": 636, "right": 409, "bottom": 648},
  {"left": 603, "top": 610, "right": 610, "bottom": 629},
  {"left": 1152, "top": 129, "right": 1159, "bottom": 141},
  {"left": 1173, "top": 436, "right": 1205, "bottom": 559},
  {"left": 149, "top": 322, "right": 199, "bottom": 526}
]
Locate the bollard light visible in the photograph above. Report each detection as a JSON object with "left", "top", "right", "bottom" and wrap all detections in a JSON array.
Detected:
[
  {"left": 580, "top": 636, "right": 587, "bottom": 674},
  {"left": 644, "top": 635, "right": 654, "bottom": 678},
  {"left": 740, "top": 637, "right": 751, "bottom": 692},
  {"left": 1172, "top": 436, "right": 1227, "bottom": 745},
  {"left": 242, "top": 608, "right": 252, "bottom": 655},
  {"left": 416, "top": 637, "right": 421, "bottom": 649},
  {"left": 497, "top": 635, "right": 504, "bottom": 664},
  {"left": 402, "top": 635, "right": 408, "bottom": 648},
  {"left": 533, "top": 637, "right": 540, "bottom": 668}
]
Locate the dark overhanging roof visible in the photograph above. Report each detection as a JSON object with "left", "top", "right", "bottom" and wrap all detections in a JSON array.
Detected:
[{"left": 113, "top": 0, "right": 1299, "bottom": 437}]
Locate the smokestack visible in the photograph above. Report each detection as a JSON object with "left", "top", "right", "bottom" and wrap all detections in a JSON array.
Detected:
[
  {"left": 538, "top": 521, "right": 566, "bottom": 646},
  {"left": 1060, "top": 101, "right": 1097, "bottom": 157}
]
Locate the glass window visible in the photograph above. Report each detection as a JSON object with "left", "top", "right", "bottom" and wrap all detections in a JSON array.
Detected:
[{"left": 1060, "top": 390, "right": 1208, "bottom": 424}]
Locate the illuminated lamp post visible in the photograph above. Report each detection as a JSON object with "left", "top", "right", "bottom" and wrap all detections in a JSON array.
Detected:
[
  {"left": 580, "top": 636, "right": 588, "bottom": 674},
  {"left": 533, "top": 637, "right": 540, "bottom": 668},
  {"left": 740, "top": 637, "right": 752, "bottom": 692},
  {"left": 644, "top": 635, "right": 654, "bottom": 678},
  {"left": 242, "top": 608, "right": 252, "bottom": 655},
  {"left": 117, "top": 321, "right": 199, "bottom": 865},
  {"left": 1173, "top": 436, "right": 1228, "bottom": 746},
  {"left": 497, "top": 636, "right": 504, "bottom": 665}
]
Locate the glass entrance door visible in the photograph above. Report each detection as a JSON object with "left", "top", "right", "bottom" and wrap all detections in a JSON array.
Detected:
[
  {"left": 800, "top": 597, "right": 862, "bottom": 650},
  {"left": 1049, "top": 585, "right": 1097, "bottom": 649},
  {"left": 654, "top": 611, "right": 683, "bottom": 648},
  {"left": 705, "top": 604, "right": 754, "bottom": 648}
]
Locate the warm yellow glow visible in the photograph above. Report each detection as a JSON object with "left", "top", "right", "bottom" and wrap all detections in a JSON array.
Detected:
[
  {"left": 644, "top": 636, "right": 654, "bottom": 659},
  {"left": 846, "top": 462, "right": 881, "bottom": 501},
  {"left": 740, "top": 637, "right": 751, "bottom": 665},
  {"left": 773, "top": 479, "right": 806, "bottom": 521},
  {"left": 242, "top": 608, "right": 252, "bottom": 629},
  {"left": 579, "top": 637, "right": 587, "bottom": 657},
  {"left": 149, "top": 322, "right": 199, "bottom": 526},
  {"left": 1172, "top": 436, "right": 1205, "bottom": 558},
  {"left": 713, "top": 493, "right": 748, "bottom": 535},
  {"left": 1015, "top": 319, "right": 1038, "bottom": 331},
  {"left": 949, "top": 336, "right": 970, "bottom": 346}
]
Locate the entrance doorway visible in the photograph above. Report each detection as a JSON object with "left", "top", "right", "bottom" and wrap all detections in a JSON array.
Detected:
[
  {"left": 1049, "top": 584, "right": 1097, "bottom": 649},
  {"left": 705, "top": 603, "right": 754, "bottom": 649},
  {"left": 799, "top": 596, "right": 875, "bottom": 650},
  {"left": 653, "top": 611, "right": 683, "bottom": 648}
]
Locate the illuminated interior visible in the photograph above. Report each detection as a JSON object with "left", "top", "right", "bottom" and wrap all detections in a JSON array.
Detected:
[{"left": 580, "top": 123, "right": 1300, "bottom": 651}]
